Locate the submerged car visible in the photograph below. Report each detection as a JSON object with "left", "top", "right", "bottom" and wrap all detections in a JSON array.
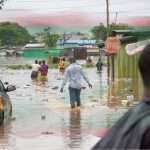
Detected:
[{"left": 0, "top": 80, "right": 16, "bottom": 125}]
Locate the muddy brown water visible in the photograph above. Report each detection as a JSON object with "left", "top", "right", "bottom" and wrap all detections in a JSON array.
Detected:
[{"left": 0, "top": 58, "right": 130, "bottom": 150}]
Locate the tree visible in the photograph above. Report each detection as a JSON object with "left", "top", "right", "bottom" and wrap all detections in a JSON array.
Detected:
[
  {"left": 110, "top": 23, "right": 132, "bottom": 30},
  {"left": 0, "top": 0, "right": 7, "bottom": 9},
  {"left": 0, "top": 22, "right": 32, "bottom": 46},
  {"left": 91, "top": 23, "right": 132, "bottom": 41},
  {"left": 91, "top": 23, "right": 107, "bottom": 41},
  {"left": 42, "top": 27, "right": 59, "bottom": 48}
]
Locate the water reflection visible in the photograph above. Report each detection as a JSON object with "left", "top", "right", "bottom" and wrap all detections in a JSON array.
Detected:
[
  {"left": 68, "top": 110, "right": 82, "bottom": 149},
  {"left": 0, "top": 125, "right": 15, "bottom": 149},
  {"left": 0, "top": 60, "right": 128, "bottom": 149},
  {"left": 107, "top": 78, "right": 143, "bottom": 107},
  {"left": 0, "top": 126, "right": 8, "bottom": 149}
]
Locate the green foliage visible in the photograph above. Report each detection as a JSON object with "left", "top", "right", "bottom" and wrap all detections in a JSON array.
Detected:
[
  {"left": 0, "top": 0, "right": 6, "bottom": 9},
  {"left": 7, "top": 64, "right": 32, "bottom": 70},
  {"left": 0, "top": 22, "right": 32, "bottom": 46},
  {"left": 91, "top": 23, "right": 107, "bottom": 41},
  {"left": 110, "top": 23, "right": 132, "bottom": 30},
  {"left": 42, "top": 27, "right": 59, "bottom": 48},
  {"left": 48, "top": 63, "right": 58, "bottom": 69},
  {"left": 91, "top": 23, "right": 132, "bottom": 41}
]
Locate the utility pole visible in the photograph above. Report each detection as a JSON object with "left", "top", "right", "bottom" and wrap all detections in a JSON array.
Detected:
[
  {"left": 106, "top": 0, "right": 110, "bottom": 81},
  {"left": 115, "top": 12, "right": 118, "bottom": 24},
  {"left": 106, "top": 0, "right": 110, "bottom": 33}
]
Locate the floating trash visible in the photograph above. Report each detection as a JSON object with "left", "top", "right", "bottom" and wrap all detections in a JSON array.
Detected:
[
  {"left": 91, "top": 99, "right": 99, "bottom": 102},
  {"left": 41, "top": 115, "right": 46, "bottom": 120},
  {"left": 42, "top": 99, "right": 48, "bottom": 102},
  {"left": 51, "top": 86, "right": 59, "bottom": 90},
  {"left": 56, "top": 78, "right": 61, "bottom": 80},
  {"left": 11, "top": 117, "right": 16, "bottom": 121},
  {"left": 41, "top": 131, "right": 54, "bottom": 135},
  {"left": 88, "top": 96, "right": 94, "bottom": 99}
]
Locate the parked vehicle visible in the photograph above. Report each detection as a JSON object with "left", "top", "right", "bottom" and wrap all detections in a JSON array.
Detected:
[{"left": 0, "top": 80, "right": 16, "bottom": 126}]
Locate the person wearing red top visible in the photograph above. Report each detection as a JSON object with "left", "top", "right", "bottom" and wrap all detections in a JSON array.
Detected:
[{"left": 39, "top": 60, "right": 48, "bottom": 81}]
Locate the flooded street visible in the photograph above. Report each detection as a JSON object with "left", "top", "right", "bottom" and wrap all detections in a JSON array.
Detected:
[{"left": 0, "top": 58, "right": 129, "bottom": 150}]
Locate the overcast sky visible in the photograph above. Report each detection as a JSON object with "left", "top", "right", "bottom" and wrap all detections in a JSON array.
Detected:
[{"left": 0, "top": 0, "right": 150, "bottom": 26}]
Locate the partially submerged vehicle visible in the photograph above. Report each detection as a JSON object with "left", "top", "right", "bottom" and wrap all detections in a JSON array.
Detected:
[{"left": 0, "top": 80, "right": 16, "bottom": 126}]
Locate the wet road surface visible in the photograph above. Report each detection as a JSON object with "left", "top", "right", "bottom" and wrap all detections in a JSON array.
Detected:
[{"left": 0, "top": 65, "right": 128, "bottom": 150}]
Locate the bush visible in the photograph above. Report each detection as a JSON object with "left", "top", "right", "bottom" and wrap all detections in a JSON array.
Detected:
[{"left": 48, "top": 63, "right": 58, "bottom": 69}]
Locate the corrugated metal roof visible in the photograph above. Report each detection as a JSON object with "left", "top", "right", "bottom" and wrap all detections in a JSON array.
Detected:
[
  {"left": 24, "top": 43, "right": 45, "bottom": 48},
  {"left": 58, "top": 40, "right": 96, "bottom": 45}
]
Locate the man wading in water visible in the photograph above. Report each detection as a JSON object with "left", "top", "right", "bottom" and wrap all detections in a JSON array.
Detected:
[{"left": 60, "top": 57, "right": 92, "bottom": 109}]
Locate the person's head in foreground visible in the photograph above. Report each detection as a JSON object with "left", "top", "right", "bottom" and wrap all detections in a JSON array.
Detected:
[
  {"left": 92, "top": 43, "right": 150, "bottom": 150},
  {"left": 139, "top": 44, "right": 150, "bottom": 92}
]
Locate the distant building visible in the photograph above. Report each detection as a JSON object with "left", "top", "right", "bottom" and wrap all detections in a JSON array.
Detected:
[
  {"left": 57, "top": 39, "right": 96, "bottom": 47},
  {"left": 23, "top": 43, "right": 45, "bottom": 50}
]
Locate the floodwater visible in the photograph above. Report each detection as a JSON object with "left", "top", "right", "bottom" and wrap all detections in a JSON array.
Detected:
[{"left": 0, "top": 57, "right": 133, "bottom": 150}]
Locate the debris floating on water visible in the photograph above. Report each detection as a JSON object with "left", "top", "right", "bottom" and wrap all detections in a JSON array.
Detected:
[
  {"left": 11, "top": 117, "right": 16, "bottom": 121},
  {"left": 41, "top": 131, "right": 54, "bottom": 135},
  {"left": 42, "top": 99, "right": 48, "bottom": 102},
  {"left": 41, "top": 115, "right": 46, "bottom": 120},
  {"left": 51, "top": 86, "right": 59, "bottom": 90}
]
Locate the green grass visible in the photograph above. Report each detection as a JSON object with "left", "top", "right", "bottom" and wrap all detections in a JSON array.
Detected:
[
  {"left": 7, "top": 63, "right": 59, "bottom": 70},
  {"left": 7, "top": 63, "right": 97, "bottom": 70},
  {"left": 48, "top": 64, "right": 58, "bottom": 69},
  {"left": 7, "top": 64, "right": 32, "bottom": 70}
]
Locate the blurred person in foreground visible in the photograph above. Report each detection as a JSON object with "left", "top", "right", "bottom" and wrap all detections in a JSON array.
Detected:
[
  {"left": 60, "top": 57, "right": 92, "bottom": 109},
  {"left": 92, "top": 44, "right": 150, "bottom": 149}
]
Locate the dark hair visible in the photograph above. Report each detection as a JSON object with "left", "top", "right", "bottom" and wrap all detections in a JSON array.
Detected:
[
  {"left": 62, "top": 57, "right": 65, "bottom": 61},
  {"left": 68, "top": 56, "right": 76, "bottom": 63},
  {"left": 39, "top": 61, "right": 42, "bottom": 65},
  {"left": 138, "top": 44, "right": 150, "bottom": 88},
  {"left": 42, "top": 60, "right": 45, "bottom": 64},
  {"left": 35, "top": 60, "right": 38, "bottom": 64},
  {"left": 110, "top": 31, "right": 116, "bottom": 37}
]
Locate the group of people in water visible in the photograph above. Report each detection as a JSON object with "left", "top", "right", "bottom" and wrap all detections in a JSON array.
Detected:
[
  {"left": 29, "top": 44, "right": 150, "bottom": 149},
  {"left": 31, "top": 57, "right": 103, "bottom": 82},
  {"left": 31, "top": 60, "right": 48, "bottom": 81}
]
